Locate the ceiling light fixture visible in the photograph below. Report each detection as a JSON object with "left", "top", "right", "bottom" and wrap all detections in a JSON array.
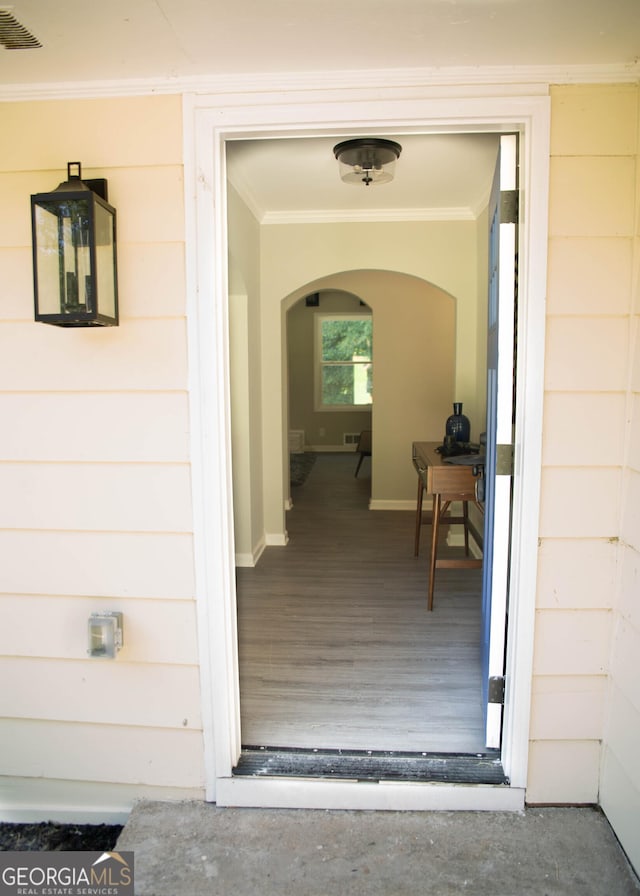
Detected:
[{"left": 333, "top": 138, "right": 402, "bottom": 186}]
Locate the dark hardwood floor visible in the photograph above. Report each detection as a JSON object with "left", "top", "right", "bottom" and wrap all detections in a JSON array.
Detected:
[{"left": 236, "top": 452, "right": 485, "bottom": 753}]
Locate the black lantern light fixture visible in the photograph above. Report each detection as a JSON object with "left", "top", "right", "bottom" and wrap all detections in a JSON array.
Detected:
[
  {"left": 333, "top": 138, "right": 402, "bottom": 186},
  {"left": 31, "top": 162, "right": 118, "bottom": 327}
]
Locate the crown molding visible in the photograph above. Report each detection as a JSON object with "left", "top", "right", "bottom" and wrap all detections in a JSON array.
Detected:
[
  {"left": 0, "top": 62, "right": 638, "bottom": 102},
  {"left": 228, "top": 171, "right": 480, "bottom": 225},
  {"left": 261, "top": 207, "right": 477, "bottom": 225}
]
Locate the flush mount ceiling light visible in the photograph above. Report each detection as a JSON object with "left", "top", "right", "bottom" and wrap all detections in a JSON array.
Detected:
[{"left": 333, "top": 138, "right": 402, "bottom": 186}]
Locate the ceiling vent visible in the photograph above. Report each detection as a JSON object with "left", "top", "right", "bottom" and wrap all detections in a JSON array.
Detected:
[{"left": 0, "top": 8, "right": 41, "bottom": 49}]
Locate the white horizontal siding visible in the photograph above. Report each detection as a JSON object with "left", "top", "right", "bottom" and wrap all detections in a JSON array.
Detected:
[
  {"left": 0, "top": 530, "right": 195, "bottom": 599},
  {"left": 533, "top": 610, "right": 613, "bottom": 676},
  {"left": 0, "top": 96, "right": 184, "bottom": 174},
  {"left": 0, "top": 166, "right": 185, "bottom": 248},
  {"left": 0, "top": 463, "right": 193, "bottom": 532},
  {"left": 529, "top": 675, "right": 607, "bottom": 740},
  {"left": 2, "top": 243, "right": 187, "bottom": 322},
  {"left": 0, "top": 321, "right": 188, "bottom": 391},
  {"left": 0, "top": 393, "right": 190, "bottom": 463},
  {"left": 531, "top": 84, "right": 637, "bottom": 811},
  {"left": 0, "top": 595, "right": 199, "bottom": 664},
  {"left": 0, "top": 719, "right": 205, "bottom": 789},
  {"left": 0, "top": 95, "right": 202, "bottom": 816},
  {"left": 536, "top": 538, "right": 617, "bottom": 609},
  {"left": 538, "top": 468, "right": 622, "bottom": 539},
  {"left": 0, "top": 657, "right": 202, "bottom": 729}
]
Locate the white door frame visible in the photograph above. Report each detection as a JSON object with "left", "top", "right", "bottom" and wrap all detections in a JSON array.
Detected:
[{"left": 183, "top": 84, "right": 550, "bottom": 811}]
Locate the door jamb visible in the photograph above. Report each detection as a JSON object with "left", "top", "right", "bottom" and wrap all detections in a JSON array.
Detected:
[{"left": 183, "top": 87, "right": 550, "bottom": 808}]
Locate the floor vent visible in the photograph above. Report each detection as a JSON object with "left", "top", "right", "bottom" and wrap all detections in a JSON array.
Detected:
[{"left": 343, "top": 432, "right": 360, "bottom": 446}]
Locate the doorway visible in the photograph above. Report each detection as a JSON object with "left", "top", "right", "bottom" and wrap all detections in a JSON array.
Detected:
[
  {"left": 229, "top": 137, "right": 498, "bottom": 761},
  {"left": 186, "top": 88, "right": 549, "bottom": 809}
]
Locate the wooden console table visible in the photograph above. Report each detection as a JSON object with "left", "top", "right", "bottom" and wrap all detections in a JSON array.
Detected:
[{"left": 412, "top": 441, "right": 484, "bottom": 611}]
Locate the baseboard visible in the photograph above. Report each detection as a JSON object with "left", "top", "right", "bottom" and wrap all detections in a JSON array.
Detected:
[
  {"left": 235, "top": 536, "right": 266, "bottom": 568},
  {"left": 307, "top": 444, "right": 356, "bottom": 453},
  {"left": 369, "top": 499, "right": 416, "bottom": 511},
  {"left": 447, "top": 532, "right": 483, "bottom": 559},
  {"left": 265, "top": 532, "right": 289, "bottom": 546}
]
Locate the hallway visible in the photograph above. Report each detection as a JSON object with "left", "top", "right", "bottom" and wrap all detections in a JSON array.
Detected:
[{"left": 236, "top": 452, "right": 485, "bottom": 753}]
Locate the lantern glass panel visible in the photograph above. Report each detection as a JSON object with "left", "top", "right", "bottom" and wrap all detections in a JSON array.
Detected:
[
  {"left": 34, "top": 196, "right": 93, "bottom": 316},
  {"left": 95, "top": 201, "right": 116, "bottom": 319}
]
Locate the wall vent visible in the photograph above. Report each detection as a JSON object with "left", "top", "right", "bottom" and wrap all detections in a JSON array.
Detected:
[
  {"left": 0, "top": 9, "right": 41, "bottom": 49},
  {"left": 343, "top": 432, "right": 360, "bottom": 446},
  {"left": 288, "top": 430, "right": 305, "bottom": 454}
]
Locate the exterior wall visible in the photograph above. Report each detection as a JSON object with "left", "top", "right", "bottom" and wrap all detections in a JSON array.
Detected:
[
  {"left": 1, "top": 81, "right": 638, "bottom": 854},
  {"left": 529, "top": 85, "right": 638, "bottom": 819},
  {"left": 0, "top": 95, "right": 205, "bottom": 820},
  {"left": 599, "top": 87, "right": 640, "bottom": 872}
]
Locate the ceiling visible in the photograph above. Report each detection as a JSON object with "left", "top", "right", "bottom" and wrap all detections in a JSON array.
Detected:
[
  {"left": 226, "top": 134, "right": 501, "bottom": 222},
  {"left": 1, "top": 1, "right": 639, "bottom": 85},
  {"left": 2, "top": 1, "right": 638, "bottom": 218}
]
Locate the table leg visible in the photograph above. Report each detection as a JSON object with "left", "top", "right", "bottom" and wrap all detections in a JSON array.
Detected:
[
  {"left": 428, "top": 493, "right": 441, "bottom": 611},
  {"left": 414, "top": 474, "right": 424, "bottom": 557},
  {"left": 463, "top": 500, "right": 470, "bottom": 556}
]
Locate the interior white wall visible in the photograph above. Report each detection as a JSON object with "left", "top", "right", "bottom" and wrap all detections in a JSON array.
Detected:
[{"left": 227, "top": 186, "right": 264, "bottom": 562}]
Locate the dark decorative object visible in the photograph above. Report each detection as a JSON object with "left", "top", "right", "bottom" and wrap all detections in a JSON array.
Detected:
[
  {"left": 446, "top": 402, "right": 471, "bottom": 443},
  {"left": 31, "top": 162, "right": 118, "bottom": 327}
]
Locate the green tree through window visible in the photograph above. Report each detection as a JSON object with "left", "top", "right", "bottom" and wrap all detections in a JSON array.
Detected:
[{"left": 317, "top": 315, "right": 372, "bottom": 408}]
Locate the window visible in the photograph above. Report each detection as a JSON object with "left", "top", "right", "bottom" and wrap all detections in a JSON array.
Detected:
[{"left": 315, "top": 314, "right": 373, "bottom": 410}]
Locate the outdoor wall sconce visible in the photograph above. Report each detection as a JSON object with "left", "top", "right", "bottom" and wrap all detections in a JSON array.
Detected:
[
  {"left": 31, "top": 162, "right": 119, "bottom": 327},
  {"left": 333, "top": 138, "right": 402, "bottom": 186},
  {"left": 88, "top": 612, "right": 124, "bottom": 658}
]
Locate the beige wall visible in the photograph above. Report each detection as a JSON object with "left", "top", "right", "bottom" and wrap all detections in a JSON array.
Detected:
[
  {"left": 286, "top": 279, "right": 456, "bottom": 505},
  {"left": 529, "top": 84, "right": 639, "bottom": 868},
  {"left": 228, "top": 185, "right": 264, "bottom": 562},
  {"left": 258, "top": 219, "right": 482, "bottom": 535},
  {"left": 0, "top": 95, "right": 204, "bottom": 818}
]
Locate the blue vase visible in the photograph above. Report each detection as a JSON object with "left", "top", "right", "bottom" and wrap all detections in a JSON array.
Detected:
[{"left": 446, "top": 402, "right": 470, "bottom": 443}]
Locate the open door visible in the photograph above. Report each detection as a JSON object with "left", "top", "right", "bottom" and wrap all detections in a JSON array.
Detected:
[{"left": 482, "top": 134, "right": 518, "bottom": 749}]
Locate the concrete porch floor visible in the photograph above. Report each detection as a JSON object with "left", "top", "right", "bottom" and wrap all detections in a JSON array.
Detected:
[{"left": 116, "top": 800, "right": 640, "bottom": 895}]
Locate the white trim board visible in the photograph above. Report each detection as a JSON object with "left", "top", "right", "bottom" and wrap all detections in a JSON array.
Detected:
[
  {"left": 216, "top": 778, "right": 525, "bottom": 812},
  {"left": 1, "top": 62, "right": 638, "bottom": 102},
  {"left": 0, "top": 777, "right": 203, "bottom": 825},
  {"left": 185, "top": 84, "right": 549, "bottom": 809}
]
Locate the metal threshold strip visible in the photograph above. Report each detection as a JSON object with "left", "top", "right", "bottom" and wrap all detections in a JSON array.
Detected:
[{"left": 234, "top": 746, "right": 508, "bottom": 785}]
